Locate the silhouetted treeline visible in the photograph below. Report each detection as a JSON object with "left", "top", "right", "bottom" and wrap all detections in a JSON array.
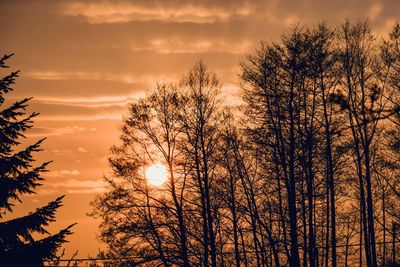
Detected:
[{"left": 91, "top": 21, "right": 400, "bottom": 267}]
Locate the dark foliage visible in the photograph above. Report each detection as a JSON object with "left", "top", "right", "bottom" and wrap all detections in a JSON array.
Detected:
[{"left": 0, "top": 54, "right": 75, "bottom": 267}]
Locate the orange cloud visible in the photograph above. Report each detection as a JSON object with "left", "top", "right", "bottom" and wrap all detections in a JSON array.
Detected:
[
  {"left": 47, "top": 169, "right": 81, "bottom": 178},
  {"left": 78, "top": 147, "right": 88, "bottom": 153},
  {"left": 47, "top": 178, "right": 108, "bottom": 194},
  {"left": 62, "top": 1, "right": 253, "bottom": 24}
]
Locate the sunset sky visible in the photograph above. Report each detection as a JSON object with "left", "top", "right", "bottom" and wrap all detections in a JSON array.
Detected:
[{"left": 1, "top": 0, "right": 399, "bottom": 257}]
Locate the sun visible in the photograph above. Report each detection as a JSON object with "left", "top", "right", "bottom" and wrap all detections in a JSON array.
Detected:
[{"left": 145, "top": 163, "right": 168, "bottom": 186}]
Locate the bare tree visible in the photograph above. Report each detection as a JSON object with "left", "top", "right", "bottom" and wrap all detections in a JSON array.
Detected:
[
  {"left": 178, "top": 61, "right": 224, "bottom": 267},
  {"left": 90, "top": 84, "right": 191, "bottom": 266},
  {"left": 91, "top": 21, "right": 400, "bottom": 267}
]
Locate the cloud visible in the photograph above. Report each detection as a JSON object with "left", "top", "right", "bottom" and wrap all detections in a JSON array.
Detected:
[
  {"left": 78, "top": 147, "right": 87, "bottom": 153},
  {"left": 12, "top": 77, "right": 146, "bottom": 101},
  {"left": 67, "top": 188, "right": 107, "bottom": 194},
  {"left": 38, "top": 98, "right": 129, "bottom": 108},
  {"left": 49, "top": 178, "right": 104, "bottom": 187},
  {"left": 51, "top": 149, "right": 74, "bottom": 157},
  {"left": 34, "top": 188, "right": 56, "bottom": 196},
  {"left": 62, "top": 1, "right": 253, "bottom": 24},
  {"left": 141, "top": 38, "right": 253, "bottom": 54},
  {"left": 60, "top": 169, "right": 80, "bottom": 176},
  {"left": 47, "top": 178, "right": 108, "bottom": 194},
  {"left": 47, "top": 169, "right": 80, "bottom": 178},
  {"left": 26, "top": 71, "right": 144, "bottom": 83},
  {"left": 27, "top": 125, "right": 97, "bottom": 137},
  {"left": 369, "top": 3, "right": 383, "bottom": 21},
  {"left": 27, "top": 99, "right": 127, "bottom": 121},
  {"left": 36, "top": 113, "right": 123, "bottom": 122}
]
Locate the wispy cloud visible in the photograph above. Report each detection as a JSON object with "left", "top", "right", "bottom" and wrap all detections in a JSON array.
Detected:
[
  {"left": 26, "top": 71, "right": 180, "bottom": 88},
  {"left": 67, "top": 188, "right": 107, "bottom": 194},
  {"left": 37, "top": 98, "right": 130, "bottom": 108},
  {"left": 27, "top": 99, "right": 128, "bottom": 122},
  {"left": 368, "top": 3, "right": 383, "bottom": 21},
  {"left": 26, "top": 71, "right": 144, "bottom": 83},
  {"left": 47, "top": 178, "right": 108, "bottom": 194},
  {"left": 139, "top": 38, "right": 254, "bottom": 54},
  {"left": 78, "top": 147, "right": 88, "bottom": 153},
  {"left": 47, "top": 169, "right": 81, "bottom": 178},
  {"left": 36, "top": 113, "right": 123, "bottom": 122},
  {"left": 27, "top": 125, "right": 98, "bottom": 137},
  {"left": 51, "top": 149, "right": 74, "bottom": 157},
  {"left": 62, "top": 1, "right": 253, "bottom": 24}
]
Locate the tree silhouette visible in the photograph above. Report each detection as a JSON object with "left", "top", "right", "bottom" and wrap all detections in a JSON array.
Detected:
[
  {"left": 0, "top": 54, "right": 75, "bottom": 267},
  {"left": 92, "top": 21, "right": 400, "bottom": 267}
]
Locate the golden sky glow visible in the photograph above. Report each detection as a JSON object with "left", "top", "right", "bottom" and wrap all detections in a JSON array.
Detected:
[{"left": 1, "top": 0, "right": 399, "bottom": 257}]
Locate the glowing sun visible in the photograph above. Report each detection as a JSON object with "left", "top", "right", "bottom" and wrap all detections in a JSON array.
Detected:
[{"left": 145, "top": 163, "right": 168, "bottom": 186}]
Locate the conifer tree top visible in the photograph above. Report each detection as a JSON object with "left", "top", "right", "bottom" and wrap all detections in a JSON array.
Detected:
[{"left": 0, "top": 54, "right": 75, "bottom": 267}]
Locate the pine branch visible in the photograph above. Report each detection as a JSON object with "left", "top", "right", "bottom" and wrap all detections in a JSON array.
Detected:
[
  {"left": 0, "top": 161, "right": 49, "bottom": 216},
  {"left": 0, "top": 223, "right": 76, "bottom": 267},
  {"left": 0, "top": 53, "right": 14, "bottom": 68},
  {"left": 0, "top": 70, "right": 19, "bottom": 94},
  {"left": 0, "top": 138, "right": 46, "bottom": 175},
  {"left": 0, "top": 97, "right": 36, "bottom": 120},
  {"left": 0, "top": 97, "right": 39, "bottom": 154},
  {"left": 0, "top": 196, "right": 65, "bottom": 246},
  {"left": 0, "top": 53, "right": 19, "bottom": 103}
]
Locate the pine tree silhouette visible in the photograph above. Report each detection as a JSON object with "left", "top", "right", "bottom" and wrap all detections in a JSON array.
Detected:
[{"left": 0, "top": 54, "right": 75, "bottom": 267}]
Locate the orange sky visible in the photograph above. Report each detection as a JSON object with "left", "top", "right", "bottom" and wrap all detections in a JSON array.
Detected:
[{"left": 1, "top": 0, "right": 398, "bottom": 258}]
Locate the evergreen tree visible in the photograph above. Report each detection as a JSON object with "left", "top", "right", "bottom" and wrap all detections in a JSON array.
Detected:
[{"left": 0, "top": 54, "right": 75, "bottom": 267}]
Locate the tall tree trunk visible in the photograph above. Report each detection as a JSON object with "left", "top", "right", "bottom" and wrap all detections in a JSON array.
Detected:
[
  {"left": 226, "top": 158, "right": 241, "bottom": 267},
  {"left": 168, "top": 162, "right": 190, "bottom": 267},
  {"left": 288, "top": 79, "right": 300, "bottom": 267},
  {"left": 363, "top": 142, "right": 378, "bottom": 267},
  {"left": 200, "top": 118, "right": 217, "bottom": 267},
  {"left": 325, "top": 185, "right": 330, "bottom": 267},
  {"left": 383, "top": 187, "right": 386, "bottom": 267},
  {"left": 194, "top": 144, "right": 210, "bottom": 267},
  {"left": 321, "top": 77, "right": 337, "bottom": 267},
  {"left": 239, "top": 227, "right": 249, "bottom": 267}
]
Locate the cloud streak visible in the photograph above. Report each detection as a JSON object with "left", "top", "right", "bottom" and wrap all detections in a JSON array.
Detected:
[
  {"left": 47, "top": 178, "right": 108, "bottom": 194},
  {"left": 62, "top": 1, "right": 254, "bottom": 24},
  {"left": 47, "top": 169, "right": 81, "bottom": 178}
]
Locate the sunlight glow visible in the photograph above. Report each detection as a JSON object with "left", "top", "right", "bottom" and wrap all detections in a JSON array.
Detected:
[{"left": 145, "top": 163, "right": 168, "bottom": 186}]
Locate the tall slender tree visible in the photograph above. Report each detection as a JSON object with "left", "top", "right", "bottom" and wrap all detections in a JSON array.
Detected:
[
  {"left": 179, "top": 61, "right": 224, "bottom": 267},
  {"left": 92, "top": 21, "right": 400, "bottom": 267}
]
